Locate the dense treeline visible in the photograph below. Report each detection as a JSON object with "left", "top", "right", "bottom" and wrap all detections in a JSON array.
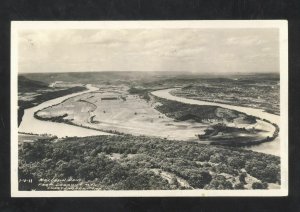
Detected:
[
  {"left": 154, "top": 97, "right": 239, "bottom": 122},
  {"left": 34, "top": 113, "right": 69, "bottom": 123},
  {"left": 19, "top": 135, "right": 280, "bottom": 191}
]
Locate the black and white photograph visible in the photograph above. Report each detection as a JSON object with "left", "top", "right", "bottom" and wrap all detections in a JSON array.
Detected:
[{"left": 11, "top": 21, "right": 288, "bottom": 197}]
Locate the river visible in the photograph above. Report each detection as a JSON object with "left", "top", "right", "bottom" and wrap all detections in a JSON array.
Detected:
[
  {"left": 18, "top": 84, "right": 112, "bottom": 138},
  {"left": 151, "top": 88, "right": 280, "bottom": 156},
  {"left": 19, "top": 85, "right": 280, "bottom": 156}
]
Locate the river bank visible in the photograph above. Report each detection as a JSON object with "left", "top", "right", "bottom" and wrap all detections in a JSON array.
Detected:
[
  {"left": 18, "top": 85, "right": 280, "bottom": 156},
  {"left": 18, "top": 84, "right": 112, "bottom": 138},
  {"left": 151, "top": 88, "right": 280, "bottom": 156}
]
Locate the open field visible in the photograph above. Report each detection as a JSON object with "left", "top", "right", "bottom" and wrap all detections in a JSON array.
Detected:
[
  {"left": 35, "top": 86, "right": 209, "bottom": 141},
  {"left": 34, "top": 83, "right": 274, "bottom": 145},
  {"left": 21, "top": 72, "right": 279, "bottom": 114},
  {"left": 18, "top": 72, "right": 279, "bottom": 148},
  {"left": 18, "top": 76, "right": 87, "bottom": 126}
]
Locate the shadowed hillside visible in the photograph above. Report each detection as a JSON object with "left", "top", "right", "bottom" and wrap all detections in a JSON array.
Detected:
[{"left": 18, "top": 76, "right": 86, "bottom": 126}]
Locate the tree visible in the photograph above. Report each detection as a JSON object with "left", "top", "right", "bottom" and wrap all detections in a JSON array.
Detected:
[
  {"left": 188, "top": 171, "right": 212, "bottom": 189},
  {"left": 22, "top": 140, "right": 50, "bottom": 162},
  {"left": 197, "top": 151, "right": 211, "bottom": 162},
  {"left": 245, "top": 160, "right": 279, "bottom": 183},
  {"left": 56, "top": 160, "right": 76, "bottom": 178},
  {"left": 103, "top": 165, "right": 129, "bottom": 185},
  {"left": 239, "top": 172, "right": 247, "bottom": 184},
  {"left": 263, "top": 164, "right": 280, "bottom": 183},
  {"left": 170, "top": 176, "right": 180, "bottom": 189},
  {"left": 205, "top": 175, "right": 233, "bottom": 190},
  {"left": 210, "top": 153, "right": 225, "bottom": 163},
  {"left": 252, "top": 182, "right": 268, "bottom": 189},
  {"left": 227, "top": 156, "right": 245, "bottom": 169},
  {"left": 234, "top": 183, "right": 245, "bottom": 190}
]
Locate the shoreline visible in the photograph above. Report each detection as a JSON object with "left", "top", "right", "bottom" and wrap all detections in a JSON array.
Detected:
[
  {"left": 18, "top": 84, "right": 112, "bottom": 138},
  {"left": 151, "top": 88, "right": 280, "bottom": 155},
  {"left": 171, "top": 91, "right": 279, "bottom": 116},
  {"left": 20, "top": 85, "right": 280, "bottom": 155},
  {"left": 18, "top": 86, "right": 87, "bottom": 126}
]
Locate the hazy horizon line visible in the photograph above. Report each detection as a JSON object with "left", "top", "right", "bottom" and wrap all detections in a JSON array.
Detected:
[{"left": 19, "top": 70, "right": 280, "bottom": 75}]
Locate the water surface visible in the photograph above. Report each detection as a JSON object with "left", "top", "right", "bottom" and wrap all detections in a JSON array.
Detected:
[
  {"left": 151, "top": 88, "right": 280, "bottom": 156},
  {"left": 19, "top": 84, "right": 112, "bottom": 138}
]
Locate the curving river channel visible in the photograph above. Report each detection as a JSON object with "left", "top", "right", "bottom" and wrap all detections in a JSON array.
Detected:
[
  {"left": 19, "top": 86, "right": 280, "bottom": 156},
  {"left": 19, "top": 84, "right": 112, "bottom": 138},
  {"left": 151, "top": 88, "right": 280, "bottom": 156}
]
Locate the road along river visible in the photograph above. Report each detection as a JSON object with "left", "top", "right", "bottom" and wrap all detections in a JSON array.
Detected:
[
  {"left": 18, "top": 84, "right": 112, "bottom": 138},
  {"left": 151, "top": 88, "right": 280, "bottom": 156}
]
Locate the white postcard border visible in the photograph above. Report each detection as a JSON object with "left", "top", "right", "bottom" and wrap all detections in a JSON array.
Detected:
[{"left": 11, "top": 20, "right": 288, "bottom": 197}]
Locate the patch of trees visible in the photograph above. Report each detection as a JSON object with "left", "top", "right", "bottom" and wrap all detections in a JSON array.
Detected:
[
  {"left": 204, "top": 175, "right": 233, "bottom": 190},
  {"left": 245, "top": 159, "right": 280, "bottom": 183},
  {"left": 19, "top": 134, "right": 280, "bottom": 191},
  {"left": 198, "top": 123, "right": 249, "bottom": 139},
  {"left": 128, "top": 87, "right": 151, "bottom": 102},
  {"left": 34, "top": 113, "right": 69, "bottom": 123},
  {"left": 202, "top": 122, "right": 279, "bottom": 147},
  {"left": 243, "top": 115, "right": 257, "bottom": 124},
  {"left": 252, "top": 182, "right": 268, "bottom": 189},
  {"left": 154, "top": 98, "right": 222, "bottom": 122}
]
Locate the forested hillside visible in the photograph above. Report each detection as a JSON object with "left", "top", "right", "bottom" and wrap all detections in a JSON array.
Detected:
[{"left": 19, "top": 134, "right": 280, "bottom": 191}]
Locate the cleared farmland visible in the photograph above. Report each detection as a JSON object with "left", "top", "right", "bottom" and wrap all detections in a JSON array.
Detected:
[
  {"left": 35, "top": 92, "right": 208, "bottom": 141},
  {"left": 35, "top": 85, "right": 272, "bottom": 143}
]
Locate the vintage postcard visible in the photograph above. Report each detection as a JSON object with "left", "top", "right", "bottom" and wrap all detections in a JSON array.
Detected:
[{"left": 11, "top": 21, "right": 288, "bottom": 197}]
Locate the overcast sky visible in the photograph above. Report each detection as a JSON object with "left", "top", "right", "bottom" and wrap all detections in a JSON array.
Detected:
[{"left": 18, "top": 28, "right": 279, "bottom": 73}]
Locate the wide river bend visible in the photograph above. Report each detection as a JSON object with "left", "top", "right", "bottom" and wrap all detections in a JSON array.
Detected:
[
  {"left": 19, "top": 84, "right": 112, "bottom": 138},
  {"left": 151, "top": 88, "right": 280, "bottom": 156},
  {"left": 19, "top": 86, "right": 280, "bottom": 156}
]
